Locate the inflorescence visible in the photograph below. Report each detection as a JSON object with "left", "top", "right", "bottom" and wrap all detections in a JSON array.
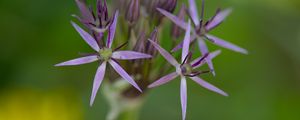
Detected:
[{"left": 55, "top": 0, "right": 247, "bottom": 119}]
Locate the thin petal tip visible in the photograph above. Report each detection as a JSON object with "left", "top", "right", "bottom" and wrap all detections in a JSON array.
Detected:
[
  {"left": 219, "top": 90, "right": 229, "bottom": 97},
  {"left": 211, "top": 69, "right": 216, "bottom": 76},
  {"left": 89, "top": 96, "right": 95, "bottom": 107},
  {"left": 54, "top": 64, "right": 61, "bottom": 67},
  {"left": 136, "top": 87, "right": 143, "bottom": 93},
  {"left": 223, "top": 92, "right": 229, "bottom": 97},
  {"left": 70, "top": 21, "right": 76, "bottom": 26},
  {"left": 145, "top": 54, "right": 153, "bottom": 58},
  {"left": 147, "top": 84, "right": 155, "bottom": 88},
  {"left": 241, "top": 49, "right": 249, "bottom": 55},
  {"left": 156, "top": 7, "right": 163, "bottom": 11},
  {"left": 89, "top": 101, "right": 94, "bottom": 107},
  {"left": 214, "top": 50, "right": 222, "bottom": 55}
]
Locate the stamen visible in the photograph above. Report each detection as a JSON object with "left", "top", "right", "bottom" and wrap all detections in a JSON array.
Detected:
[
  {"left": 181, "top": 52, "right": 193, "bottom": 65},
  {"left": 200, "top": 0, "right": 205, "bottom": 24},
  {"left": 114, "top": 41, "right": 129, "bottom": 51},
  {"left": 204, "top": 35, "right": 215, "bottom": 43},
  {"left": 192, "top": 53, "right": 209, "bottom": 67},
  {"left": 185, "top": 70, "right": 210, "bottom": 77}
]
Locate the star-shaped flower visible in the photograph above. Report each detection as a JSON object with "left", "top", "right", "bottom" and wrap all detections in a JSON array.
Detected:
[
  {"left": 157, "top": 0, "right": 248, "bottom": 76},
  {"left": 55, "top": 11, "right": 152, "bottom": 106},
  {"left": 148, "top": 21, "right": 227, "bottom": 120}
]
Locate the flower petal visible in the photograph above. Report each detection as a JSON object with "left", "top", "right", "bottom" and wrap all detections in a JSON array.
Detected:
[
  {"left": 106, "top": 11, "right": 119, "bottom": 48},
  {"left": 148, "top": 72, "right": 178, "bottom": 88},
  {"left": 90, "top": 62, "right": 107, "bottom": 106},
  {"left": 180, "top": 77, "right": 187, "bottom": 120},
  {"left": 55, "top": 55, "right": 98, "bottom": 66},
  {"left": 157, "top": 8, "right": 188, "bottom": 30},
  {"left": 191, "top": 50, "right": 221, "bottom": 69},
  {"left": 205, "top": 8, "right": 232, "bottom": 31},
  {"left": 112, "top": 51, "right": 152, "bottom": 60},
  {"left": 181, "top": 21, "right": 191, "bottom": 63},
  {"left": 148, "top": 39, "right": 179, "bottom": 67},
  {"left": 190, "top": 77, "right": 228, "bottom": 96},
  {"left": 206, "top": 34, "right": 248, "bottom": 54},
  {"left": 197, "top": 38, "right": 216, "bottom": 76},
  {"left": 71, "top": 22, "right": 100, "bottom": 51},
  {"left": 109, "top": 60, "right": 142, "bottom": 92},
  {"left": 188, "top": 0, "right": 200, "bottom": 25},
  {"left": 171, "top": 34, "right": 197, "bottom": 52}
]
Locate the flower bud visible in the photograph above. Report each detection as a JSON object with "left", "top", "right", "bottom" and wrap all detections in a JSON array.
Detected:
[
  {"left": 96, "top": 0, "right": 109, "bottom": 28},
  {"left": 126, "top": 0, "right": 140, "bottom": 24},
  {"left": 157, "top": 0, "right": 177, "bottom": 13},
  {"left": 133, "top": 31, "right": 146, "bottom": 53},
  {"left": 75, "top": 0, "right": 95, "bottom": 23},
  {"left": 146, "top": 28, "right": 158, "bottom": 56},
  {"left": 142, "top": 0, "right": 177, "bottom": 25}
]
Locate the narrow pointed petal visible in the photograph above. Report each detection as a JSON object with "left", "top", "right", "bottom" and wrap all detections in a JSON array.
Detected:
[
  {"left": 109, "top": 60, "right": 142, "bottom": 92},
  {"left": 206, "top": 34, "right": 248, "bottom": 54},
  {"left": 112, "top": 51, "right": 152, "bottom": 60},
  {"left": 75, "top": 0, "right": 94, "bottom": 22},
  {"left": 148, "top": 72, "right": 178, "bottom": 88},
  {"left": 171, "top": 41, "right": 183, "bottom": 53},
  {"left": 148, "top": 40, "right": 179, "bottom": 67},
  {"left": 106, "top": 11, "right": 119, "bottom": 48},
  {"left": 192, "top": 50, "right": 221, "bottom": 69},
  {"left": 190, "top": 77, "right": 228, "bottom": 96},
  {"left": 171, "top": 34, "right": 197, "bottom": 52},
  {"left": 90, "top": 62, "right": 107, "bottom": 106},
  {"left": 181, "top": 21, "right": 191, "bottom": 63},
  {"left": 197, "top": 38, "right": 216, "bottom": 76},
  {"left": 180, "top": 77, "right": 187, "bottom": 120},
  {"left": 55, "top": 55, "right": 98, "bottom": 66},
  {"left": 188, "top": 0, "right": 200, "bottom": 25},
  {"left": 71, "top": 22, "right": 100, "bottom": 51},
  {"left": 205, "top": 8, "right": 232, "bottom": 31},
  {"left": 157, "top": 8, "right": 188, "bottom": 30}
]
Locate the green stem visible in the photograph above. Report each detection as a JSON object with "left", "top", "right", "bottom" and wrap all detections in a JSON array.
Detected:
[{"left": 102, "top": 80, "right": 145, "bottom": 120}]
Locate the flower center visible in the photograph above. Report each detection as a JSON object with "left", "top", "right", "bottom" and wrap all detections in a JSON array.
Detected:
[
  {"left": 196, "top": 26, "right": 207, "bottom": 36},
  {"left": 99, "top": 48, "right": 112, "bottom": 61},
  {"left": 180, "top": 63, "right": 193, "bottom": 76}
]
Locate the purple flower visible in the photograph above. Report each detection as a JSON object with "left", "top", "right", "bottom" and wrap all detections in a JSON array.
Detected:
[
  {"left": 55, "top": 11, "right": 152, "bottom": 106},
  {"left": 157, "top": 0, "right": 248, "bottom": 76},
  {"left": 148, "top": 21, "right": 227, "bottom": 120}
]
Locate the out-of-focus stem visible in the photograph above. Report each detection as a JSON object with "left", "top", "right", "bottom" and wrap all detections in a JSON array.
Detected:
[{"left": 102, "top": 79, "right": 145, "bottom": 120}]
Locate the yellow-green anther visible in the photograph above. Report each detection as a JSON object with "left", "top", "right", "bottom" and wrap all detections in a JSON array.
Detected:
[
  {"left": 181, "top": 63, "right": 193, "bottom": 75},
  {"left": 99, "top": 48, "right": 112, "bottom": 61}
]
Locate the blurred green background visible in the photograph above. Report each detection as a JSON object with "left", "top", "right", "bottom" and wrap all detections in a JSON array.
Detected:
[{"left": 0, "top": 0, "right": 300, "bottom": 120}]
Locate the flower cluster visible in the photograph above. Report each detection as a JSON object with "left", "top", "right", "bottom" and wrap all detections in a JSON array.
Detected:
[{"left": 55, "top": 0, "right": 247, "bottom": 119}]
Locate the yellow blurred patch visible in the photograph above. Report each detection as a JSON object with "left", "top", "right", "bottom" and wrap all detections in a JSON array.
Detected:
[{"left": 0, "top": 89, "right": 83, "bottom": 120}]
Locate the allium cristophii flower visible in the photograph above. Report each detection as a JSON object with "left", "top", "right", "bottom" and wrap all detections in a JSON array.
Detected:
[
  {"left": 157, "top": 0, "right": 248, "bottom": 75},
  {"left": 55, "top": 11, "right": 152, "bottom": 106},
  {"left": 148, "top": 21, "right": 227, "bottom": 120}
]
